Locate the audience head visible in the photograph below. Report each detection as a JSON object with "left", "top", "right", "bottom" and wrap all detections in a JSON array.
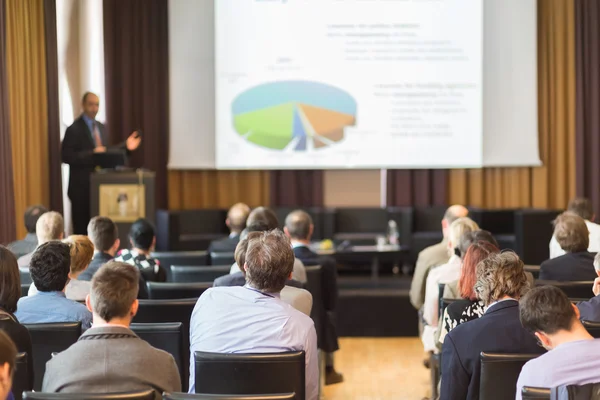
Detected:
[
  {"left": 36, "top": 211, "right": 64, "bottom": 245},
  {"left": 30, "top": 241, "right": 71, "bottom": 293},
  {"left": 0, "top": 246, "right": 20, "bottom": 313},
  {"left": 128, "top": 218, "right": 155, "bottom": 252},
  {"left": 88, "top": 216, "right": 120, "bottom": 255},
  {"left": 235, "top": 231, "right": 263, "bottom": 277},
  {"left": 23, "top": 205, "right": 48, "bottom": 234},
  {"left": 244, "top": 229, "right": 294, "bottom": 293},
  {"left": 520, "top": 286, "right": 586, "bottom": 350},
  {"left": 0, "top": 331, "right": 16, "bottom": 400},
  {"left": 63, "top": 235, "right": 94, "bottom": 279},
  {"left": 456, "top": 230, "right": 498, "bottom": 260},
  {"left": 474, "top": 252, "right": 529, "bottom": 306},
  {"left": 553, "top": 212, "right": 589, "bottom": 253},
  {"left": 226, "top": 203, "right": 251, "bottom": 234},
  {"left": 246, "top": 207, "right": 279, "bottom": 231},
  {"left": 447, "top": 217, "right": 479, "bottom": 257},
  {"left": 442, "top": 205, "right": 469, "bottom": 237},
  {"left": 284, "top": 210, "right": 313, "bottom": 242},
  {"left": 87, "top": 261, "right": 139, "bottom": 325},
  {"left": 82, "top": 91, "right": 100, "bottom": 119},
  {"left": 567, "top": 197, "right": 594, "bottom": 222},
  {"left": 458, "top": 241, "right": 500, "bottom": 301}
]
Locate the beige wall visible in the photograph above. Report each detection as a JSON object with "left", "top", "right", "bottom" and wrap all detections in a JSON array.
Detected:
[{"left": 324, "top": 170, "right": 382, "bottom": 207}]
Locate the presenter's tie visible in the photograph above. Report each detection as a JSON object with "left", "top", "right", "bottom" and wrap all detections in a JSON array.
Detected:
[{"left": 92, "top": 122, "right": 103, "bottom": 147}]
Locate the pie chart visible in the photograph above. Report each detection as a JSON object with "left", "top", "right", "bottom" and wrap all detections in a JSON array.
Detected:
[{"left": 231, "top": 81, "right": 357, "bottom": 151}]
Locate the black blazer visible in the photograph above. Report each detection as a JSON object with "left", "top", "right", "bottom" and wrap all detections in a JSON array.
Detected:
[
  {"left": 293, "top": 245, "right": 338, "bottom": 311},
  {"left": 440, "top": 300, "right": 544, "bottom": 400},
  {"left": 213, "top": 271, "right": 303, "bottom": 289},
  {"left": 79, "top": 252, "right": 113, "bottom": 282},
  {"left": 208, "top": 235, "right": 240, "bottom": 254},
  {"left": 578, "top": 295, "right": 600, "bottom": 322},
  {"left": 539, "top": 252, "right": 597, "bottom": 281}
]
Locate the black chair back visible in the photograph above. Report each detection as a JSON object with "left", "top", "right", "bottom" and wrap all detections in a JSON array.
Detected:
[
  {"left": 194, "top": 351, "right": 305, "bottom": 400},
  {"left": 436, "top": 283, "right": 446, "bottom": 321},
  {"left": 480, "top": 352, "right": 540, "bottom": 400},
  {"left": 582, "top": 320, "right": 600, "bottom": 339},
  {"left": 13, "top": 352, "right": 30, "bottom": 400},
  {"left": 524, "top": 265, "right": 540, "bottom": 280},
  {"left": 304, "top": 266, "right": 323, "bottom": 350},
  {"left": 552, "top": 383, "right": 600, "bottom": 399},
  {"left": 209, "top": 253, "right": 235, "bottom": 266},
  {"left": 163, "top": 393, "right": 296, "bottom": 400},
  {"left": 535, "top": 281, "right": 594, "bottom": 299},
  {"left": 151, "top": 251, "right": 209, "bottom": 281},
  {"left": 171, "top": 265, "right": 231, "bottom": 283},
  {"left": 19, "top": 269, "right": 32, "bottom": 285},
  {"left": 22, "top": 390, "right": 155, "bottom": 399},
  {"left": 521, "top": 386, "right": 551, "bottom": 399},
  {"left": 147, "top": 282, "right": 212, "bottom": 300},
  {"left": 440, "top": 298, "right": 459, "bottom": 321},
  {"left": 21, "top": 283, "right": 30, "bottom": 297},
  {"left": 23, "top": 322, "right": 82, "bottom": 391},
  {"left": 130, "top": 322, "right": 185, "bottom": 389}
]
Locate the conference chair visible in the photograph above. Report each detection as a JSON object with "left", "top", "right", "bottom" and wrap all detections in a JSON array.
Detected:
[
  {"left": 194, "top": 351, "right": 305, "bottom": 400},
  {"left": 582, "top": 320, "right": 600, "bottom": 339},
  {"left": 13, "top": 352, "right": 30, "bottom": 400},
  {"left": 534, "top": 281, "right": 594, "bottom": 299},
  {"left": 151, "top": 251, "right": 209, "bottom": 281},
  {"left": 23, "top": 322, "right": 82, "bottom": 391},
  {"left": 170, "top": 265, "right": 230, "bottom": 283},
  {"left": 146, "top": 281, "right": 212, "bottom": 300},
  {"left": 552, "top": 383, "right": 600, "bottom": 399},
  {"left": 479, "top": 352, "right": 541, "bottom": 400},
  {"left": 130, "top": 323, "right": 185, "bottom": 388},
  {"left": 22, "top": 390, "right": 155, "bottom": 400},
  {"left": 524, "top": 265, "right": 540, "bottom": 280},
  {"left": 19, "top": 268, "right": 32, "bottom": 285},
  {"left": 20, "top": 283, "right": 30, "bottom": 297},
  {"left": 304, "top": 266, "right": 324, "bottom": 350},
  {"left": 209, "top": 252, "right": 235, "bottom": 266},
  {"left": 163, "top": 393, "right": 296, "bottom": 400},
  {"left": 521, "top": 387, "right": 551, "bottom": 400}
]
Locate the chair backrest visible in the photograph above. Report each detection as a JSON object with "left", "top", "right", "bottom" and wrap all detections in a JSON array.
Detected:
[
  {"left": 130, "top": 322, "right": 185, "bottom": 388},
  {"left": 147, "top": 282, "right": 212, "bottom": 300},
  {"left": 209, "top": 253, "right": 235, "bottom": 266},
  {"left": 437, "top": 283, "right": 446, "bottom": 320},
  {"left": 13, "top": 352, "right": 30, "bottom": 400},
  {"left": 521, "top": 386, "right": 551, "bottom": 400},
  {"left": 534, "top": 281, "right": 594, "bottom": 299},
  {"left": 582, "top": 320, "right": 600, "bottom": 339},
  {"left": 21, "top": 283, "right": 30, "bottom": 297},
  {"left": 171, "top": 265, "right": 231, "bottom": 283},
  {"left": 22, "top": 390, "right": 155, "bottom": 399},
  {"left": 151, "top": 251, "right": 209, "bottom": 270},
  {"left": 23, "top": 322, "right": 82, "bottom": 391},
  {"left": 194, "top": 351, "right": 305, "bottom": 400},
  {"left": 163, "top": 393, "right": 296, "bottom": 400},
  {"left": 440, "top": 298, "right": 459, "bottom": 320},
  {"left": 333, "top": 208, "right": 388, "bottom": 235},
  {"left": 524, "top": 265, "right": 540, "bottom": 280},
  {"left": 480, "top": 352, "right": 540, "bottom": 400},
  {"left": 304, "top": 265, "right": 324, "bottom": 350},
  {"left": 552, "top": 382, "right": 600, "bottom": 399}
]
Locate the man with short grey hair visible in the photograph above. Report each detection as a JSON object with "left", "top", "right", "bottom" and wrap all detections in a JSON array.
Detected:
[
  {"left": 17, "top": 211, "right": 64, "bottom": 269},
  {"left": 189, "top": 229, "right": 318, "bottom": 400}
]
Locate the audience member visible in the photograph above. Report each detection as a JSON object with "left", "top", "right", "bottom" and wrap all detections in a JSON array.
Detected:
[
  {"left": 78, "top": 216, "right": 120, "bottom": 281},
  {"left": 42, "top": 262, "right": 180, "bottom": 397},
  {"left": 229, "top": 207, "right": 307, "bottom": 283},
  {"left": 190, "top": 229, "right": 318, "bottom": 399},
  {"left": 550, "top": 197, "right": 600, "bottom": 258},
  {"left": 17, "top": 211, "right": 64, "bottom": 269},
  {"left": 15, "top": 242, "right": 92, "bottom": 329},
  {"left": 540, "top": 212, "right": 597, "bottom": 281},
  {"left": 29, "top": 235, "right": 94, "bottom": 301},
  {"left": 7, "top": 205, "right": 48, "bottom": 259},
  {"left": 208, "top": 203, "right": 251, "bottom": 253},
  {"left": 576, "top": 252, "right": 600, "bottom": 321},
  {"left": 440, "top": 252, "right": 544, "bottom": 400},
  {"left": 0, "top": 246, "right": 33, "bottom": 389},
  {"left": 410, "top": 205, "right": 468, "bottom": 310},
  {"left": 115, "top": 218, "right": 167, "bottom": 284},
  {"left": 0, "top": 331, "right": 17, "bottom": 400},
  {"left": 515, "top": 286, "right": 600, "bottom": 399},
  {"left": 421, "top": 217, "right": 479, "bottom": 352},
  {"left": 284, "top": 209, "right": 343, "bottom": 384}
]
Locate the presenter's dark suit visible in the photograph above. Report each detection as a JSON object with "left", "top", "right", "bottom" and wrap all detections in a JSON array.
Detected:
[
  {"left": 293, "top": 244, "right": 340, "bottom": 353},
  {"left": 207, "top": 234, "right": 240, "bottom": 254},
  {"left": 440, "top": 300, "right": 544, "bottom": 400},
  {"left": 539, "top": 252, "right": 597, "bottom": 282}
]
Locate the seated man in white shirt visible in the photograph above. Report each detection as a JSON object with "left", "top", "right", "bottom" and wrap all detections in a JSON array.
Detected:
[
  {"left": 516, "top": 285, "right": 600, "bottom": 399},
  {"left": 549, "top": 197, "right": 600, "bottom": 258},
  {"left": 189, "top": 229, "right": 318, "bottom": 400}
]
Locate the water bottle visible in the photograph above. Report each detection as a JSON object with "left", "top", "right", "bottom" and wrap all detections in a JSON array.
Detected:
[{"left": 387, "top": 220, "right": 399, "bottom": 245}]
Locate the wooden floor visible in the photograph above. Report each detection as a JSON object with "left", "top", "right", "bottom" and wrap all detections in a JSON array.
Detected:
[{"left": 323, "top": 337, "right": 429, "bottom": 400}]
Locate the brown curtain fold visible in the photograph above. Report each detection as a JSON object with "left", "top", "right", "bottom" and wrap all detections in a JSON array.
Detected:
[
  {"left": 269, "top": 170, "right": 324, "bottom": 207},
  {"left": 103, "top": 0, "right": 169, "bottom": 210},
  {"left": 575, "top": 0, "right": 600, "bottom": 213},
  {"left": 448, "top": 0, "right": 576, "bottom": 209},
  {"left": 44, "top": 0, "right": 62, "bottom": 214},
  {"left": 386, "top": 170, "right": 448, "bottom": 207},
  {"left": 0, "top": 0, "right": 16, "bottom": 244}
]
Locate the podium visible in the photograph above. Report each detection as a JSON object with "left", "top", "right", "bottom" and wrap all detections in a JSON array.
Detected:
[{"left": 90, "top": 170, "right": 156, "bottom": 248}]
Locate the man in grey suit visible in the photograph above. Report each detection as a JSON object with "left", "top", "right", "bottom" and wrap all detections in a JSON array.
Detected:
[{"left": 42, "top": 261, "right": 181, "bottom": 398}]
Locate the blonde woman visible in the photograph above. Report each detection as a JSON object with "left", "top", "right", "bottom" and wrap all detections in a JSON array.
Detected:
[{"left": 28, "top": 235, "right": 94, "bottom": 301}]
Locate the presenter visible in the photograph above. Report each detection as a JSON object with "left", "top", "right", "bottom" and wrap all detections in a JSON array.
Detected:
[{"left": 61, "top": 92, "right": 142, "bottom": 234}]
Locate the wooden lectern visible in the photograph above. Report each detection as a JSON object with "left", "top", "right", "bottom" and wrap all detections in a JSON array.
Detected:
[{"left": 90, "top": 170, "right": 156, "bottom": 247}]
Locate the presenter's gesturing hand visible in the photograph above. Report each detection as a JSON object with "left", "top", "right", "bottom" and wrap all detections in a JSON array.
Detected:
[{"left": 126, "top": 131, "right": 142, "bottom": 151}]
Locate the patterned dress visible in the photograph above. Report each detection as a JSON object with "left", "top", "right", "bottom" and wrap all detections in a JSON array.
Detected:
[{"left": 438, "top": 299, "right": 485, "bottom": 345}]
